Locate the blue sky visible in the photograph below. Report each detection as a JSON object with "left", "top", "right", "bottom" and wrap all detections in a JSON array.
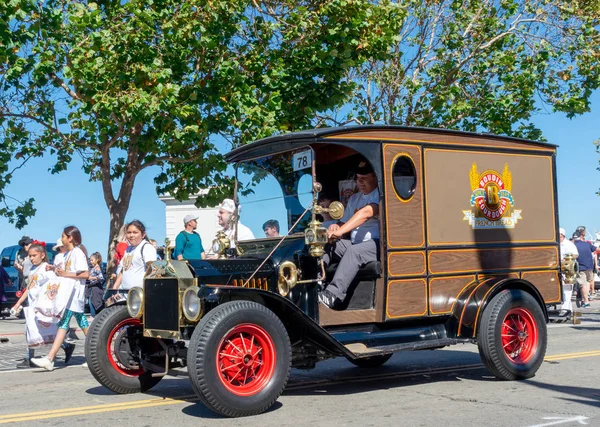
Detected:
[{"left": 1, "top": 91, "right": 600, "bottom": 256}]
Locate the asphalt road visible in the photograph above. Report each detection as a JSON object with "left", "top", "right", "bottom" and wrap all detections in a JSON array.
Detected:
[{"left": 0, "top": 312, "right": 599, "bottom": 427}]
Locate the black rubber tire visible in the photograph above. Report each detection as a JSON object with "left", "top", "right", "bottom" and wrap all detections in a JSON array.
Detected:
[
  {"left": 85, "top": 305, "right": 162, "bottom": 394},
  {"left": 187, "top": 301, "right": 291, "bottom": 417},
  {"left": 347, "top": 353, "right": 393, "bottom": 368},
  {"left": 477, "top": 289, "right": 547, "bottom": 380}
]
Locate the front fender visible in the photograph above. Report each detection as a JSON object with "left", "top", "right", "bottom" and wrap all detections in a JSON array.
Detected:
[
  {"left": 451, "top": 276, "right": 548, "bottom": 339},
  {"left": 198, "top": 286, "right": 351, "bottom": 358}
]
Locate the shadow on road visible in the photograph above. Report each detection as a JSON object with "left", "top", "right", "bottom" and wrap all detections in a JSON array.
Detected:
[
  {"left": 182, "top": 401, "right": 283, "bottom": 418},
  {"left": 570, "top": 326, "right": 600, "bottom": 331},
  {"left": 525, "top": 380, "right": 600, "bottom": 409}
]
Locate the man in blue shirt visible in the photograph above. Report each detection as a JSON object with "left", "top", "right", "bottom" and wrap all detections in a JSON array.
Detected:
[
  {"left": 573, "top": 228, "right": 596, "bottom": 308},
  {"left": 173, "top": 214, "right": 205, "bottom": 260}
]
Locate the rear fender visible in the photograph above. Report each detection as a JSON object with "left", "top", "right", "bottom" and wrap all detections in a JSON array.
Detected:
[
  {"left": 198, "top": 286, "right": 350, "bottom": 358},
  {"left": 451, "top": 276, "right": 548, "bottom": 339}
]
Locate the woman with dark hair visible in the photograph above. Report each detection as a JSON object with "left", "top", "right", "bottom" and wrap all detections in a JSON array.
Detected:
[
  {"left": 31, "top": 226, "right": 90, "bottom": 371},
  {"left": 110, "top": 220, "right": 157, "bottom": 291}
]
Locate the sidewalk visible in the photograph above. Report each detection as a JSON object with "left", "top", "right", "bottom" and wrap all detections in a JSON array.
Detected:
[{"left": 0, "top": 316, "right": 88, "bottom": 371}]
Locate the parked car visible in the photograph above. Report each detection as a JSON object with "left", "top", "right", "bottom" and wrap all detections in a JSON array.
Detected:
[
  {"left": 86, "top": 126, "right": 565, "bottom": 417},
  {"left": 0, "top": 243, "right": 57, "bottom": 317}
]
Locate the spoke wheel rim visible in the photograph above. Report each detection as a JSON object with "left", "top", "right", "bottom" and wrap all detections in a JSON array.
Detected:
[
  {"left": 216, "top": 323, "right": 276, "bottom": 397},
  {"left": 501, "top": 307, "right": 538, "bottom": 364},
  {"left": 107, "top": 318, "right": 144, "bottom": 377}
]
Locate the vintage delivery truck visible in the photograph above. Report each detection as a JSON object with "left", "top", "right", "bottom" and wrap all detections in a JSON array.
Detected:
[{"left": 86, "top": 126, "right": 567, "bottom": 417}]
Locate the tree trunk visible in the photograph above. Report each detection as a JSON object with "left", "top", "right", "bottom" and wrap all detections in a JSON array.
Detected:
[{"left": 100, "top": 141, "right": 140, "bottom": 284}]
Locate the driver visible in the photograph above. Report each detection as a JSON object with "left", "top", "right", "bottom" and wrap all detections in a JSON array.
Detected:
[{"left": 319, "top": 161, "right": 379, "bottom": 310}]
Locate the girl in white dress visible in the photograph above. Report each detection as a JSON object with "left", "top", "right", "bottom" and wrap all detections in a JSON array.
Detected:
[{"left": 31, "top": 226, "right": 90, "bottom": 371}]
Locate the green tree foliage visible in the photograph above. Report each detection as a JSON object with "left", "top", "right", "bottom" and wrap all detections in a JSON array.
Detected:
[
  {"left": 320, "top": 0, "right": 600, "bottom": 141},
  {"left": 0, "top": 0, "right": 402, "bottom": 258}
]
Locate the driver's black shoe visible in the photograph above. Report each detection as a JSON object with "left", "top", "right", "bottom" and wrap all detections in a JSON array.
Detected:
[
  {"left": 318, "top": 289, "right": 343, "bottom": 310},
  {"left": 63, "top": 343, "right": 76, "bottom": 364}
]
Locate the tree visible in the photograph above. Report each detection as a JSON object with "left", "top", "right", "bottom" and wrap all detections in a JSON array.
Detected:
[
  {"left": 318, "top": 0, "right": 600, "bottom": 141},
  {"left": 0, "top": 0, "right": 403, "bottom": 265}
]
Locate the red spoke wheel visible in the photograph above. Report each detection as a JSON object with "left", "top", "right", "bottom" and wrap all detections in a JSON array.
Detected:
[
  {"left": 478, "top": 289, "right": 547, "bottom": 380},
  {"left": 217, "top": 324, "right": 276, "bottom": 396},
  {"left": 85, "top": 305, "right": 163, "bottom": 393},
  {"left": 501, "top": 308, "right": 538, "bottom": 364},
  {"left": 188, "top": 301, "right": 291, "bottom": 417}
]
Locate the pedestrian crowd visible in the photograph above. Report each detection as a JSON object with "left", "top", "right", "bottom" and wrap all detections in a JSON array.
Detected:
[
  {"left": 0, "top": 198, "right": 262, "bottom": 371},
  {"left": 559, "top": 225, "right": 600, "bottom": 313},
  {"left": 1, "top": 220, "right": 159, "bottom": 371}
]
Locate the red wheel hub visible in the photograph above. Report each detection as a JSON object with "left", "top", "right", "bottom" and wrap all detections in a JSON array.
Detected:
[
  {"left": 217, "top": 324, "right": 276, "bottom": 396},
  {"left": 107, "top": 318, "right": 144, "bottom": 377},
  {"left": 501, "top": 307, "right": 539, "bottom": 363}
]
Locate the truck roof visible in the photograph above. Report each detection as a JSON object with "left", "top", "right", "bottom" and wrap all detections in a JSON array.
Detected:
[{"left": 225, "top": 125, "right": 557, "bottom": 163}]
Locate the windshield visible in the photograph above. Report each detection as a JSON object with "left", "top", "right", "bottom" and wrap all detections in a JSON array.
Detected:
[{"left": 236, "top": 148, "right": 314, "bottom": 238}]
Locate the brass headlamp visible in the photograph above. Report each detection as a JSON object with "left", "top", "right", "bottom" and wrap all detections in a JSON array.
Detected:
[
  {"left": 305, "top": 182, "right": 345, "bottom": 257},
  {"left": 211, "top": 230, "right": 230, "bottom": 259}
]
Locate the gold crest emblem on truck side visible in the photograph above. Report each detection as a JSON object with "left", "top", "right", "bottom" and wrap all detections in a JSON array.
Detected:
[{"left": 463, "top": 163, "right": 522, "bottom": 229}]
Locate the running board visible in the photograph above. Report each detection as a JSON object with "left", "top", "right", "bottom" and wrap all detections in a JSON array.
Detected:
[{"left": 345, "top": 338, "right": 461, "bottom": 358}]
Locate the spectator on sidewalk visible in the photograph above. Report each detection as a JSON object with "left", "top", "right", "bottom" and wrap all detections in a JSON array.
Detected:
[
  {"left": 110, "top": 225, "right": 129, "bottom": 283},
  {"left": 173, "top": 215, "right": 205, "bottom": 260},
  {"left": 576, "top": 225, "right": 597, "bottom": 301},
  {"left": 573, "top": 229, "right": 596, "bottom": 308},
  {"left": 31, "top": 226, "right": 90, "bottom": 371},
  {"left": 262, "top": 220, "right": 280, "bottom": 238},
  {"left": 559, "top": 228, "right": 578, "bottom": 313},
  {"left": 14, "top": 236, "right": 33, "bottom": 290},
  {"left": 87, "top": 252, "right": 105, "bottom": 317},
  {"left": 11, "top": 242, "right": 75, "bottom": 368},
  {"left": 110, "top": 220, "right": 157, "bottom": 291}
]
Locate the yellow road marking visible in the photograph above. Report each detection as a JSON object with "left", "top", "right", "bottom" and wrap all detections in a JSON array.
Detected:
[
  {"left": 544, "top": 350, "right": 600, "bottom": 361},
  {"left": 0, "top": 399, "right": 200, "bottom": 424},
  {"left": 1, "top": 349, "right": 600, "bottom": 423},
  {"left": 0, "top": 395, "right": 197, "bottom": 420}
]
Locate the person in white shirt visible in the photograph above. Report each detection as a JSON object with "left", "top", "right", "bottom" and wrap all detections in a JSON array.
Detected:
[
  {"left": 319, "top": 160, "right": 380, "bottom": 309},
  {"left": 111, "top": 220, "right": 157, "bottom": 291},
  {"left": 217, "top": 199, "right": 255, "bottom": 246},
  {"left": 31, "top": 226, "right": 90, "bottom": 371},
  {"left": 45, "top": 237, "right": 66, "bottom": 271},
  {"left": 559, "top": 227, "right": 578, "bottom": 313}
]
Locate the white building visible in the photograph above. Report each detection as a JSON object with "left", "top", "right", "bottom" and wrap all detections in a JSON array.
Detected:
[{"left": 159, "top": 191, "right": 220, "bottom": 250}]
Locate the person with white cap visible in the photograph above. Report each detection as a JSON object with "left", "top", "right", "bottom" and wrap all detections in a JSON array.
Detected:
[
  {"left": 217, "top": 198, "right": 255, "bottom": 246},
  {"left": 173, "top": 214, "right": 206, "bottom": 260},
  {"left": 559, "top": 227, "right": 578, "bottom": 313},
  {"left": 51, "top": 237, "right": 66, "bottom": 270}
]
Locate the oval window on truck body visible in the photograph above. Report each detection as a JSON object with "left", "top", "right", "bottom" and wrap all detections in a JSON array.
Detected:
[{"left": 392, "top": 155, "right": 417, "bottom": 201}]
